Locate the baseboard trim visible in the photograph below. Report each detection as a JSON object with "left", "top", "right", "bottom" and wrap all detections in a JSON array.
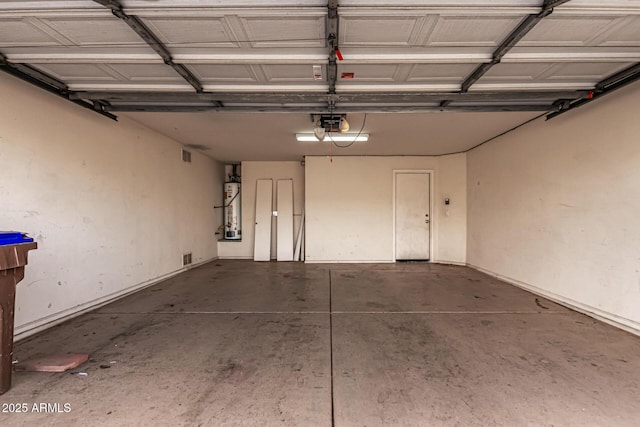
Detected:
[
  {"left": 432, "top": 260, "right": 466, "bottom": 266},
  {"left": 14, "top": 257, "right": 218, "bottom": 341},
  {"left": 305, "top": 260, "right": 395, "bottom": 264},
  {"left": 305, "top": 260, "right": 465, "bottom": 265},
  {"left": 467, "top": 263, "right": 640, "bottom": 337}
]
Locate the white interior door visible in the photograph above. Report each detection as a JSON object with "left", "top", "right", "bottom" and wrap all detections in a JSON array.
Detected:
[
  {"left": 254, "top": 179, "right": 273, "bottom": 261},
  {"left": 395, "top": 172, "right": 430, "bottom": 260},
  {"left": 276, "top": 179, "right": 294, "bottom": 261}
]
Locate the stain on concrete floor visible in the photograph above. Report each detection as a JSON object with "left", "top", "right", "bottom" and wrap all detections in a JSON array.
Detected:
[{"left": 2, "top": 260, "right": 639, "bottom": 426}]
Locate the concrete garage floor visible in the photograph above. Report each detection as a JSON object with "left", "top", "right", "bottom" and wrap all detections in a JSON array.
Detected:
[{"left": 2, "top": 261, "right": 640, "bottom": 426}]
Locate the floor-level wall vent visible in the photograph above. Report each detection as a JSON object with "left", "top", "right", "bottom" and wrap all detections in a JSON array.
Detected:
[{"left": 183, "top": 253, "right": 192, "bottom": 266}]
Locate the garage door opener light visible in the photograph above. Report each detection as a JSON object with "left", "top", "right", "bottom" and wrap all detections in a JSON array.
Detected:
[{"left": 296, "top": 133, "right": 369, "bottom": 142}]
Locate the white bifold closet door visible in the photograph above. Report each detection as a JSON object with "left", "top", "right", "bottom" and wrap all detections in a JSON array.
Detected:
[
  {"left": 276, "top": 179, "right": 294, "bottom": 261},
  {"left": 254, "top": 179, "right": 273, "bottom": 261}
]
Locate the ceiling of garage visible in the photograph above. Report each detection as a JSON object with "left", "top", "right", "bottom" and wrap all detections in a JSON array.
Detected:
[
  {"left": 1, "top": 0, "right": 639, "bottom": 160},
  {"left": 121, "top": 110, "right": 542, "bottom": 161}
]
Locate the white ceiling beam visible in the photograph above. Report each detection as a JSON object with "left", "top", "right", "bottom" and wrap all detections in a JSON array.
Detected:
[
  {"left": 6, "top": 51, "right": 638, "bottom": 64},
  {"left": 0, "top": 1, "right": 100, "bottom": 9},
  {"left": 337, "top": 7, "right": 540, "bottom": 16},
  {"left": 339, "top": 52, "right": 491, "bottom": 64},
  {"left": 123, "top": 0, "right": 328, "bottom": 8},
  {"left": 68, "top": 83, "right": 195, "bottom": 91},
  {"left": 8, "top": 4, "right": 639, "bottom": 17},
  {"left": 175, "top": 53, "right": 329, "bottom": 64},
  {"left": 125, "top": 8, "right": 328, "bottom": 17},
  {"left": 336, "top": 83, "right": 461, "bottom": 92},
  {"left": 0, "top": 10, "right": 110, "bottom": 18},
  {"left": 472, "top": 82, "right": 594, "bottom": 90},
  {"left": 6, "top": 53, "right": 163, "bottom": 63},
  {"left": 552, "top": 7, "right": 640, "bottom": 15},
  {"left": 201, "top": 84, "right": 329, "bottom": 92}
]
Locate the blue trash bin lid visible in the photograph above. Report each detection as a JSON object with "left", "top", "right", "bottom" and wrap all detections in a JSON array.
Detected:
[{"left": 0, "top": 231, "right": 35, "bottom": 246}]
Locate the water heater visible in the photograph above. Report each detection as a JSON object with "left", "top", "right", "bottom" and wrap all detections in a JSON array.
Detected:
[{"left": 224, "top": 182, "right": 241, "bottom": 240}]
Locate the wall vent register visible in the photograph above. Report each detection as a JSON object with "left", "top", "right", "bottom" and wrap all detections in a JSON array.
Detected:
[
  {"left": 182, "top": 149, "right": 192, "bottom": 163},
  {"left": 182, "top": 253, "right": 192, "bottom": 266}
]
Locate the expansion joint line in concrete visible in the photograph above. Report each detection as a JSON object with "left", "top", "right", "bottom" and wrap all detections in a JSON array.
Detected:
[
  {"left": 329, "top": 269, "right": 335, "bottom": 427},
  {"left": 93, "top": 311, "right": 571, "bottom": 315}
]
